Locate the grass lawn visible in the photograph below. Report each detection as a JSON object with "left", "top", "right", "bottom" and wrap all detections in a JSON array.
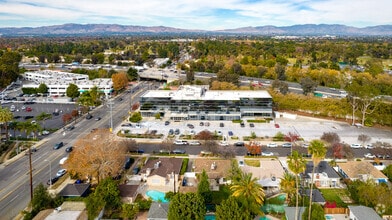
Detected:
[
  {"left": 320, "top": 188, "right": 351, "bottom": 207},
  {"left": 244, "top": 159, "right": 260, "bottom": 167}
]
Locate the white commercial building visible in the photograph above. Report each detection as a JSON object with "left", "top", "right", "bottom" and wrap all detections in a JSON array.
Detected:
[{"left": 23, "top": 70, "right": 113, "bottom": 96}]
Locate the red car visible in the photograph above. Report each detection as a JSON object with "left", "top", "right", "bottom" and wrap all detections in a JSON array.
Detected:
[
  {"left": 274, "top": 123, "right": 280, "bottom": 128},
  {"left": 26, "top": 107, "right": 32, "bottom": 112}
]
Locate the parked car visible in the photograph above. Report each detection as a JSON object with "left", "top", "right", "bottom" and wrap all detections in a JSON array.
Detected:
[
  {"left": 124, "top": 157, "right": 133, "bottom": 169},
  {"left": 159, "top": 149, "right": 171, "bottom": 154},
  {"left": 189, "top": 141, "right": 201, "bottom": 146},
  {"left": 56, "top": 169, "right": 67, "bottom": 177},
  {"left": 174, "top": 140, "right": 188, "bottom": 145},
  {"left": 47, "top": 177, "right": 59, "bottom": 185},
  {"left": 238, "top": 161, "right": 244, "bottom": 167},
  {"left": 25, "top": 107, "right": 32, "bottom": 112},
  {"left": 240, "top": 122, "right": 245, "bottom": 127},
  {"left": 219, "top": 141, "right": 229, "bottom": 146},
  {"left": 219, "top": 123, "right": 224, "bottom": 127},
  {"left": 365, "top": 144, "right": 374, "bottom": 149},
  {"left": 228, "top": 131, "right": 234, "bottom": 136},
  {"left": 53, "top": 142, "right": 64, "bottom": 150},
  {"left": 168, "top": 129, "right": 174, "bottom": 135},
  {"left": 274, "top": 124, "right": 280, "bottom": 128},
  {"left": 95, "top": 117, "right": 101, "bottom": 121},
  {"left": 86, "top": 114, "right": 93, "bottom": 119},
  {"left": 262, "top": 151, "right": 274, "bottom": 156},
  {"left": 249, "top": 123, "right": 255, "bottom": 127},
  {"left": 350, "top": 143, "right": 362, "bottom": 149},
  {"left": 234, "top": 142, "right": 245, "bottom": 147},
  {"left": 364, "top": 153, "right": 376, "bottom": 159},
  {"left": 173, "top": 149, "right": 186, "bottom": 154},
  {"left": 281, "top": 143, "right": 292, "bottom": 148},
  {"left": 267, "top": 143, "right": 278, "bottom": 148},
  {"left": 164, "top": 121, "right": 170, "bottom": 126},
  {"left": 174, "top": 128, "right": 180, "bottom": 135}
]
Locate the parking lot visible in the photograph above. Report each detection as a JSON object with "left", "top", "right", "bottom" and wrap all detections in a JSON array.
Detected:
[{"left": 117, "top": 114, "right": 392, "bottom": 147}]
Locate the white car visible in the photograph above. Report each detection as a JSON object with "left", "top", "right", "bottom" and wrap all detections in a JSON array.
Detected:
[
  {"left": 219, "top": 141, "right": 229, "bottom": 146},
  {"left": 350, "top": 144, "right": 362, "bottom": 149},
  {"left": 174, "top": 140, "right": 185, "bottom": 145},
  {"left": 262, "top": 151, "right": 274, "bottom": 156},
  {"left": 56, "top": 169, "right": 67, "bottom": 177},
  {"left": 364, "top": 153, "right": 375, "bottom": 159},
  {"left": 189, "top": 141, "right": 201, "bottom": 146},
  {"left": 365, "top": 144, "right": 374, "bottom": 149},
  {"left": 267, "top": 143, "right": 278, "bottom": 148}
]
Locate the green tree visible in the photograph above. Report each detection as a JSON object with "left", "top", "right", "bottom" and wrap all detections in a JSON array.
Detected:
[
  {"left": 121, "top": 203, "right": 139, "bottom": 220},
  {"left": 31, "top": 183, "right": 52, "bottom": 212},
  {"left": 129, "top": 111, "right": 142, "bottom": 123},
  {"left": 383, "top": 164, "right": 392, "bottom": 181},
  {"left": 302, "top": 203, "right": 325, "bottom": 220},
  {"left": 287, "top": 150, "right": 307, "bottom": 220},
  {"left": 279, "top": 172, "right": 296, "bottom": 205},
  {"left": 168, "top": 192, "right": 206, "bottom": 220},
  {"left": 66, "top": 83, "right": 80, "bottom": 99},
  {"left": 216, "top": 196, "right": 247, "bottom": 220},
  {"left": 0, "top": 51, "right": 21, "bottom": 88},
  {"left": 37, "top": 83, "right": 49, "bottom": 94},
  {"left": 275, "top": 64, "right": 286, "bottom": 81},
  {"left": 0, "top": 107, "right": 13, "bottom": 140},
  {"left": 307, "top": 139, "right": 327, "bottom": 220},
  {"left": 127, "top": 67, "right": 139, "bottom": 81},
  {"left": 228, "top": 159, "right": 243, "bottom": 182},
  {"left": 230, "top": 172, "right": 265, "bottom": 217},
  {"left": 300, "top": 77, "right": 318, "bottom": 95},
  {"left": 197, "top": 169, "right": 211, "bottom": 203},
  {"left": 94, "top": 177, "right": 121, "bottom": 211},
  {"left": 85, "top": 192, "right": 105, "bottom": 220}
]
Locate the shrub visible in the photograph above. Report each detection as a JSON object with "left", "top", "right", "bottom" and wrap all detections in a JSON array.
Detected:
[{"left": 180, "top": 158, "right": 189, "bottom": 175}]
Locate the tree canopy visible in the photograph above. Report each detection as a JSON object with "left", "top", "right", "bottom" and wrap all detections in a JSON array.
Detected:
[
  {"left": 168, "top": 192, "right": 206, "bottom": 220},
  {"left": 66, "top": 83, "right": 80, "bottom": 99}
]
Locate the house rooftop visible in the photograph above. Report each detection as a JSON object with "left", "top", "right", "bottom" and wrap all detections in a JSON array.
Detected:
[
  {"left": 147, "top": 202, "right": 169, "bottom": 219},
  {"left": 348, "top": 205, "right": 382, "bottom": 220},
  {"left": 140, "top": 158, "right": 183, "bottom": 178},
  {"left": 193, "top": 159, "right": 231, "bottom": 179},
  {"left": 337, "top": 161, "right": 388, "bottom": 179},
  {"left": 58, "top": 184, "right": 90, "bottom": 197},
  {"left": 243, "top": 159, "right": 285, "bottom": 181},
  {"left": 118, "top": 184, "right": 139, "bottom": 198},
  {"left": 304, "top": 161, "right": 340, "bottom": 178}
]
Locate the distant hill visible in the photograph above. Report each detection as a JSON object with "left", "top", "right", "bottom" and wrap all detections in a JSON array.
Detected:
[{"left": 1, "top": 23, "right": 392, "bottom": 36}]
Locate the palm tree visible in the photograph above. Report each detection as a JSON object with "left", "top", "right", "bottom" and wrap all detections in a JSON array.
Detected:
[
  {"left": 0, "top": 107, "right": 14, "bottom": 140},
  {"left": 307, "top": 140, "right": 327, "bottom": 220},
  {"left": 230, "top": 172, "right": 265, "bottom": 217},
  {"left": 287, "top": 150, "right": 307, "bottom": 220},
  {"left": 280, "top": 172, "right": 296, "bottom": 204}
]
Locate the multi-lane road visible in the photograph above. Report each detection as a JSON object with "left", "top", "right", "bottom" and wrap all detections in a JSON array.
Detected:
[{"left": 0, "top": 82, "right": 149, "bottom": 220}]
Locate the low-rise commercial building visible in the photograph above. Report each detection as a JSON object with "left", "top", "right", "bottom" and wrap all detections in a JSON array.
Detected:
[
  {"left": 139, "top": 85, "right": 273, "bottom": 121},
  {"left": 22, "top": 70, "right": 113, "bottom": 96}
]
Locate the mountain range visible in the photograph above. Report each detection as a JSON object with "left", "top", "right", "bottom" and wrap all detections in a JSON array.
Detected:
[{"left": 1, "top": 23, "right": 392, "bottom": 36}]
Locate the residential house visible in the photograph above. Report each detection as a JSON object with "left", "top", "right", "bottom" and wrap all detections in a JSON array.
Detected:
[
  {"left": 337, "top": 161, "right": 388, "bottom": 184},
  {"left": 348, "top": 205, "right": 382, "bottom": 220},
  {"left": 303, "top": 161, "right": 340, "bottom": 188},
  {"left": 303, "top": 189, "right": 326, "bottom": 205},
  {"left": 33, "top": 201, "right": 86, "bottom": 220},
  {"left": 193, "top": 159, "right": 232, "bottom": 190},
  {"left": 243, "top": 159, "right": 285, "bottom": 196},
  {"left": 58, "top": 184, "right": 90, "bottom": 198},
  {"left": 140, "top": 158, "right": 183, "bottom": 188},
  {"left": 118, "top": 184, "right": 139, "bottom": 203},
  {"left": 147, "top": 202, "right": 169, "bottom": 220}
]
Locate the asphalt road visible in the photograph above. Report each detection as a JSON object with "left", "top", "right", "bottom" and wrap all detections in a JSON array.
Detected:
[{"left": 0, "top": 82, "right": 150, "bottom": 219}]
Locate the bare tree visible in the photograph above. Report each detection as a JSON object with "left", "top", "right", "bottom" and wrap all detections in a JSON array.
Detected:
[
  {"left": 160, "top": 137, "right": 174, "bottom": 154},
  {"left": 358, "top": 134, "right": 371, "bottom": 147},
  {"left": 65, "top": 129, "right": 128, "bottom": 183},
  {"left": 320, "top": 132, "right": 341, "bottom": 146}
]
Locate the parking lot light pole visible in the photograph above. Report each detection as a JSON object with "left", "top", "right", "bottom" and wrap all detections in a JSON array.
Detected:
[{"left": 107, "top": 100, "right": 113, "bottom": 132}]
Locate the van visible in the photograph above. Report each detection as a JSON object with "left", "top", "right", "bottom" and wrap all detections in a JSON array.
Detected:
[{"left": 124, "top": 157, "right": 133, "bottom": 169}]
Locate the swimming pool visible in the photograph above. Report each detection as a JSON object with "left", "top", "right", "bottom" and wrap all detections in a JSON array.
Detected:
[
  {"left": 146, "top": 190, "right": 169, "bottom": 203},
  {"left": 325, "top": 215, "right": 335, "bottom": 220}
]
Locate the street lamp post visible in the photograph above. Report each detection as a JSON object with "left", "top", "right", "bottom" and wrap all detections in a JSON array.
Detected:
[
  {"left": 45, "top": 159, "right": 52, "bottom": 187},
  {"left": 107, "top": 100, "right": 114, "bottom": 132}
]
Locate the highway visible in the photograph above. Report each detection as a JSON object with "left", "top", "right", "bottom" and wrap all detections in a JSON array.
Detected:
[{"left": 0, "top": 82, "right": 149, "bottom": 220}]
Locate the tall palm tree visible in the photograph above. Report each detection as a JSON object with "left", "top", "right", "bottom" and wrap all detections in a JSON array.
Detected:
[
  {"left": 287, "top": 150, "right": 307, "bottom": 220},
  {"left": 0, "top": 107, "right": 14, "bottom": 140},
  {"left": 280, "top": 172, "right": 296, "bottom": 204},
  {"left": 307, "top": 140, "right": 326, "bottom": 220},
  {"left": 230, "top": 172, "right": 265, "bottom": 217}
]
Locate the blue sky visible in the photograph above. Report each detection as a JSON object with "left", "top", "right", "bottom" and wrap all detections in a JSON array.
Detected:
[{"left": 0, "top": 0, "right": 391, "bottom": 30}]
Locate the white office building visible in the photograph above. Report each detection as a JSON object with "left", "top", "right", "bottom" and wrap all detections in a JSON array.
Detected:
[
  {"left": 139, "top": 85, "right": 273, "bottom": 121},
  {"left": 22, "top": 70, "right": 113, "bottom": 96}
]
